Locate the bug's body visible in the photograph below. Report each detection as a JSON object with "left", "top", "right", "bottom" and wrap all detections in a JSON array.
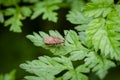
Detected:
[{"left": 44, "top": 36, "right": 64, "bottom": 45}]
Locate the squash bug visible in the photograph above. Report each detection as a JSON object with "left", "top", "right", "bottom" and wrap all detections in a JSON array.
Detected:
[{"left": 44, "top": 36, "right": 64, "bottom": 45}]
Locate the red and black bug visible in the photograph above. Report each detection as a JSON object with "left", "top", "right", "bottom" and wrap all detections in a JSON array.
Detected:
[{"left": 44, "top": 36, "right": 64, "bottom": 45}]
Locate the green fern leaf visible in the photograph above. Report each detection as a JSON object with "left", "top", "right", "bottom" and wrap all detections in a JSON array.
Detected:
[
  {"left": 69, "top": 50, "right": 87, "bottom": 61},
  {"left": 87, "top": 18, "right": 120, "bottom": 60},
  {"left": 27, "top": 30, "right": 87, "bottom": 56},
  {"left": 66, "top": 10, "right": 91, "bottom": 45},
  {"left": 69, "top": 0, "right": 86, "bottom": 11},
  {"left": 31, "top": 0, "right": 63, "bottom": 22},
  {"left": 20, "top": 56, "right": 89, "bottom": 80},
  {"left": 26, "top": 30, "right": 66, "bottom": 55},
  {"left": 4, "top": 6, "right": 32, "bottom": 32},
  {"left": 4, "top": 14, "right": 23, "bottom": 32},
  {"left": 4, "top": 8, "right": 16, "bottom": 16},
  {"left": 83, "top": 0, "right": 114, "bottom": 18},
  {"left": 67, "top": 10, "right": 90, "bottom": 24},
  {"left": 85, "top": 52, "right": 115, "bottom": 79},
  {"left": 21, "top": 6, "right": 32, "bottom": 17}
]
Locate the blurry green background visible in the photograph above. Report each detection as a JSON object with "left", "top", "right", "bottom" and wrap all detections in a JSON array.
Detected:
[{"left": 0, "top": 8, "right": 120, "bottom": 80}]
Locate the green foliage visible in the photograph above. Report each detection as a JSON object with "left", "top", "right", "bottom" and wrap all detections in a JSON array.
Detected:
[
  {"left": 66, "top": 10, "right": 91, "bottom": 45},
  {"left": 1, "top": 0, "right": 120, "bottom": 80},
  {"left": 4, "top": 8, "right": 23, "bottom": 32},
  {"left": 84, "top": 52, "right": 115, "bottom": 79},
  {"left": 0, "top": 0, "right": 20, "bottom": 6},
  {"left": 87, "top": 18, "right": 120, "bottom": 60},
  {"left": 83, "top": 0, "right": 114, "bottom": 18},
  {"left": 66, "top": 0, "right": 120, "bottom": 60},
  {"left": 3, "top": 6, "right": 32, "bottom": 32},
  {"left": 0, "top": 0, "right": 62, "bottom": 32},
  {"left": 0, "top": 70, "right": 16, "bottom": 80},
  {"left": 20, "top": 56, "right": 89, "bottom": 80},
  {"left": 21, "top": 29, "right": 115, "bottom": 80},
  {"left": 67, "top": 10, "right": 90, "bottom": 24},
  {"left": 20, "top": 0, "right": 120, "bottom": 80},
  {"left": 31, "top": 0, "right": 63, "bottom": 22}
]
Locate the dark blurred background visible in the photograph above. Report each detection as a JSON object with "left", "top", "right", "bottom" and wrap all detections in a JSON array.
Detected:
[{"left": 0, "top": 8, "right": 120, "bottom": 80}]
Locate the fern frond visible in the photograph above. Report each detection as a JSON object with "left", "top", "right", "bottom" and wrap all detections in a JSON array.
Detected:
[
  {"left": 31, "top": 0, "right": 63, "bottom": 22},
  {"left": 83, "top": 0, "right": 114, "bottom": 18},
  {"left": 20, "top": 56, "right": 89, "bottom": 80},
  {"left": 27, "top": 30, "right": 87, "bottom": 56},
  {"left": 85, "top": 52, "right": 115, "bottom": 79},
  {"left": 87, "top": 18, "right": 120, "bottom": 60},
  {"left": 4, "top": 6, "right": 32, "bottom": 32}
]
